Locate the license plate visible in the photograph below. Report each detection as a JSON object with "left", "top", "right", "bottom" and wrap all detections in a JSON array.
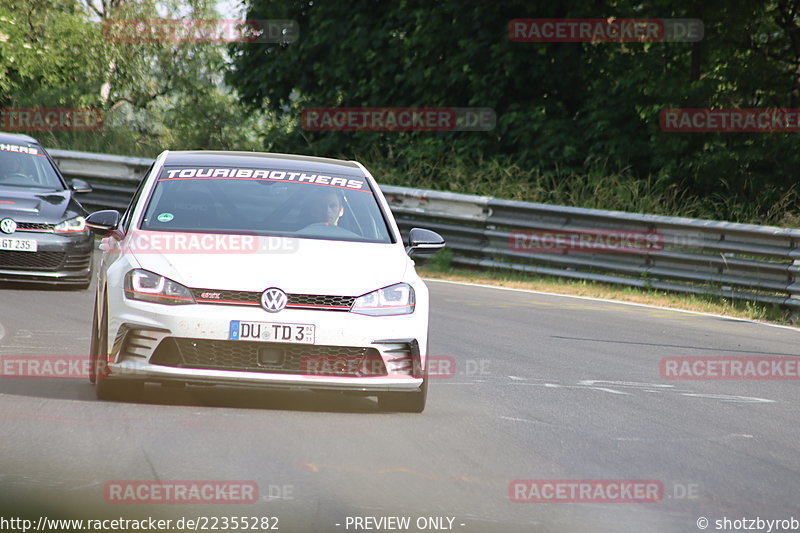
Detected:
[
  {"left": 0, "top": 238, "right": 37, "bottom": 252},
  {"left": 229, "top": 320, "right": 315, "bottom": 344}
]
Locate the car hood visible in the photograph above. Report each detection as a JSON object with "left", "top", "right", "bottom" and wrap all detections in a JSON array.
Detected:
[
  {"left": 122, "top": 231, "right": 411, "bottom": 296},
  {"left": 0, "top": 186, "right": 77, "bottom": 223}
]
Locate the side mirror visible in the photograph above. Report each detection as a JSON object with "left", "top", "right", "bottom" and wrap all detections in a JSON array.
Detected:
[
  {"left": 70, "top": 179, "right": 93, "bottom": 194},
  {"left": 86, "top": 210, "right": 121, "bottom": 236},
  {"left": 406, "top": 227, "right": 445, "bottom": 256}
]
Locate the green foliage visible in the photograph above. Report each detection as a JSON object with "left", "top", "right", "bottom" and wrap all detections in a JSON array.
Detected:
[
  {"left": 1, "top": 0, "right": 263, "bottom": 156},
  {"left": 227, "top": 0, "right": 800, "bottom": 223},
  {"left": 7, "top": 0, "right": 800, "bottom": 226},
  {"left": 0, "top": 0, "right": 105, "bottom": 104},
  {"left": 360, "top": 148, "right": 800, "bottom": 225},
  {"left": 425, "top": 248, "right": 454, "bottom": 272}
]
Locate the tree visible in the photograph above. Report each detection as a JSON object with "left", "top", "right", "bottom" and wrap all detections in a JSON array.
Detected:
[
  {"left": 227, "top": 0, "right": 800, "bottom": 212},
  {"left": 1, "top": 0, "right": 263, "bottom": 155}
]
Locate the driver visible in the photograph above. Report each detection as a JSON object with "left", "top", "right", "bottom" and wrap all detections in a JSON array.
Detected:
[
  {"left": 0, "top": 154, "right": 27, "bottom": 181},
  {"left": 310, "top": 187, "right": 345, "bottom": 226}
]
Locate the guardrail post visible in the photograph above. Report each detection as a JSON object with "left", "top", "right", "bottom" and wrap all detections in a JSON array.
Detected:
[{"left": 786, "top": 250, "right": 800, "bottom": 322}]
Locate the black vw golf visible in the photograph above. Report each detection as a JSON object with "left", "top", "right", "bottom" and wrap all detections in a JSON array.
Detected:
[{"left": 0, "top": 132, "right": 94, "bottom": 287}]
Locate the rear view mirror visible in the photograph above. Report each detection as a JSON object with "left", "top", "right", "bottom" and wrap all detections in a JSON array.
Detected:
[
  {"left": 70, "top": 178, "right": 93, "bottom": 194},
  {"left": 86, "top": 210, "right": 121, "bottom": 236},
  {"left": 407, "top": 227, "right": 446, "bottom": 256}
]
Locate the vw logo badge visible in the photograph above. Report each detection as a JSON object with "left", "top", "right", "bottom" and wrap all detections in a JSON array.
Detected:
[
  {"left": 261, "top": 287, "right": 288, "bottom": 313},
  {"left": 0, "top": 218, "right": 16, "bottom": 235}
]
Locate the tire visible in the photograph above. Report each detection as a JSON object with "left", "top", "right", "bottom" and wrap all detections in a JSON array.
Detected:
[
  {"left": 92, "top": 292, "right": 143, "bottom": 402},
  {"left": 88, "top": 293, "right": 101, "bottom": 384},
  {"left": 378, "top": 362, "right": 428, "bottom": 413}
]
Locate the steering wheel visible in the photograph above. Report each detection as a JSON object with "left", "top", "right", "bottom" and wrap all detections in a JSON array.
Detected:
[
  {"left": 299, "top": 222, "right": 360, "bottom": 238},
  {"left": 2, "top": 173, "right": 28, "bottom": 180}
]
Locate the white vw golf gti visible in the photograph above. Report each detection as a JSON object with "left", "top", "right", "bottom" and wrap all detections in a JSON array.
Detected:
[{"left": 87, "top": 151, "right": 445, "bottom": 412}]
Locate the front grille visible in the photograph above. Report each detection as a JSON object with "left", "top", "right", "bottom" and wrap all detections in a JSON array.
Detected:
[
  {"left": 0, "top": 251, "right": 65, "bottom": 270},
  {"left": 151, "top": 338, "right": 386, "bottom": 376},
  {"left": 190, "top": 288, "right": 355, "bottom": 311},
  {"left": 16, "top": 222, "right": 54, "bottom": 233},
  {"left": 191, "top": 289, "right": 259, "bottom": 305},
  {"left": 289, "top": 294, "right": 354, "bottom": 309}
]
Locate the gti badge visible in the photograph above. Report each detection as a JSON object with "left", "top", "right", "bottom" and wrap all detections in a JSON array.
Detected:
[
  {"left": 261, "top": 287, "right": 288, "bottom": 313},
  {"left": 0, "top": 218, "right": 17, "bottom": 235}
]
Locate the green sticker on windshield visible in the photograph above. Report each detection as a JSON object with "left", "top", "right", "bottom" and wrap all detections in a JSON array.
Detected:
[{"left": 157, "top": 213, "right": 174, "bottom": 223}]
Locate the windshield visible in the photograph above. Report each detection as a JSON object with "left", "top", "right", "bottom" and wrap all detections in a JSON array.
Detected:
[
  {"left": 139, "top": 165, "right": 393, "bottom": 243},
  {"left": 0, "top": 144, "right": 64, "bottom": 189}
]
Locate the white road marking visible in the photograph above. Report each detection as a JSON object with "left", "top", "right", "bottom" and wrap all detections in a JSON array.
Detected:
[
  {"left": 66, "top": 480, "right": 103, "bottom": 491},
  {"left": 509, "top": 378, "right": 775, "bottom": 403},
  {"left": 578, "top": 380, "right": 674, "bottom": 389},
  {"left": 615, "top": 434, "right": 754, "bottom": 442},
  {"left": 680, "top": 393, "right": 774, "bottom": 403},
  {"left": 519, "top": 382, "right": 631, "bottom": 395},
  {"left": 500, "top": 416, "right": 546, "bottom": 424}
]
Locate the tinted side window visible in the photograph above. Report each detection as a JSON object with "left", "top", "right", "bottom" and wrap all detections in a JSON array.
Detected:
[{"left": 121, "top": 164, "right": 153, "bottom": 232}]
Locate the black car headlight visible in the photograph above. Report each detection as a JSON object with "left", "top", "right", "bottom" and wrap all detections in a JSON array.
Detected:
[
  {"left": 124, "top": 269, "right": 195, "bottom": 305},
  {"left": 54, "top": 216, "right": 87, "bottom": 234},
  {"left": 351, "top": 283, "right": 415, "bottom": 316}
]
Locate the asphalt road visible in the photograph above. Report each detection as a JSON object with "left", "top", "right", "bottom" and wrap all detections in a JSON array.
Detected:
[{"left": 1, "top": 277, "right": 798, "bottom": 533}]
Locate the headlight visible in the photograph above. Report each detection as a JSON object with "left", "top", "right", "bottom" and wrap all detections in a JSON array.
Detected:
[
  {"left": 53, "top": 216, "right": 87, "bottom": 234},
  {"left": 124, "top": 269, "right": 195, "bottom": 305},
  {"left": 351, "top": 283, "right": 415, "bottom": 316}
]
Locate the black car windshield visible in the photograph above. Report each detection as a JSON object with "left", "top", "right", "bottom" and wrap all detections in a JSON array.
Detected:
[
  {"left": 139, "top": 165, "right": 393, "bottom": 243},
  {"left": 0, "top": 144, "right": 64, "bottom": 189}
]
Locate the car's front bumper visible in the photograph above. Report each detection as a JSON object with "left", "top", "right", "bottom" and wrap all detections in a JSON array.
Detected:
[
  {"left": 0, "top": 231, "right": 93, "bottom": 285},
  {"left": 103, "top": 296, "right": 428, "bottom": 393},
  {"left": 102, "top": 360, "right": 424, "bottom": 392}
]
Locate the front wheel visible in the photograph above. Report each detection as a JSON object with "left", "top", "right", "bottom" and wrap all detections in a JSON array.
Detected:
[
  {"left": 88, "top": 293, "right": 102, "bottom": 384},
  {"left": 378, "top": 364, "right": 428, "bottom": 413},
  {"left": 91, "top": 292, "right": 143, "bottom": 402}
]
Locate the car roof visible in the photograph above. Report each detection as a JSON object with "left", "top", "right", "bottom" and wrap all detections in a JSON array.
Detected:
[
  {"left": 163, "top": 151, "right": 365, "bottom": 177},
  {"left": 0, "top": 131, "right": 41, "bottom": 145}
]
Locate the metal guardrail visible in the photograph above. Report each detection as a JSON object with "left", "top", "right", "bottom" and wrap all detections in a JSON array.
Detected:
[
  {"left": 49, "top": 149, "right": 152, "bottom": 210},
  {"left": 48, "top": 149, "right": 800, "bottom": 312}
]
